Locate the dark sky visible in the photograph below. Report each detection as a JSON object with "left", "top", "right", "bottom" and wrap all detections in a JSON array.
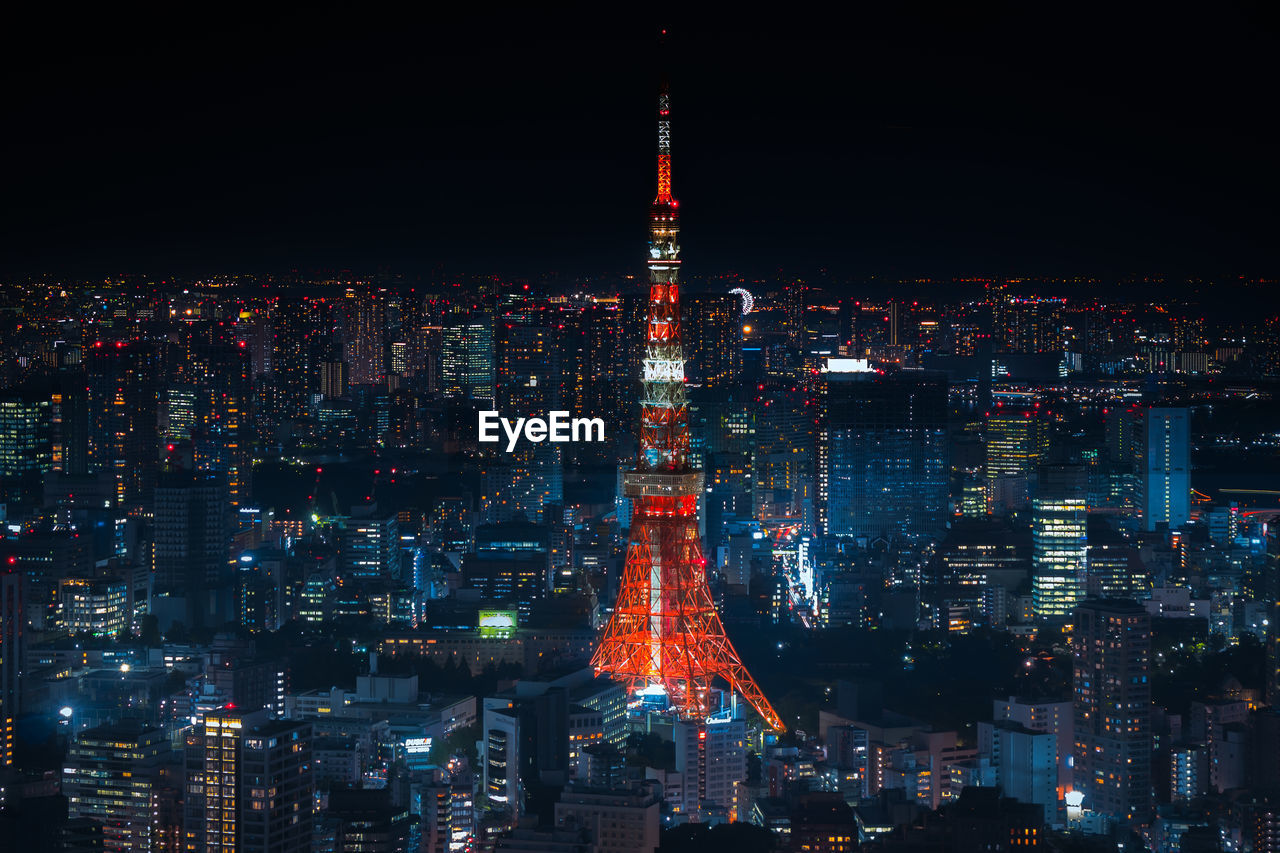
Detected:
[{"left": 3, "top": 7, "right": 1278, "bottom": 280}]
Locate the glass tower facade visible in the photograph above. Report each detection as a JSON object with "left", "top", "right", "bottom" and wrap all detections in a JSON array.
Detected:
[{"left": 818, "top": 363, "right": 948, "bottom": 543}]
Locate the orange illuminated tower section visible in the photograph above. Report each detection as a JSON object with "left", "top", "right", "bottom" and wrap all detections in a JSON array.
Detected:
[{"left": 591, "top": 80, "right": 784, "bottom": 732}]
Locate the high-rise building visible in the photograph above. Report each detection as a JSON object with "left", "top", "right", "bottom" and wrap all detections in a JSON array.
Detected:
[
  {"left": 1141, "top": 407, "right": 1191, "bottom": 532},
  {"left": 673, "top": 718, "right": 747, "bottom": 820},
  {"left": 992, "top": 696, "right": 1073, "bottom": 798},
  {"left": 1085, "top": 523, "right": 1148, "bottom": 599},
  {"left": 483, "top": 688, "right": 570, "bottom": 816},
  {"left": 52, "top": 370, "right": 92, "bottom": 475},
  {"left": 464, "top": 522, "right": 550, "bottom": 619},
  {"left": 976, "top": 720, "right": 1058, "bottom": 824},
  {"left": 492, "top": 315, "right": 564, "bottom": 521},
  {"left": 817, "top": 362, "right": 948, "bottom": 543},
  {"left": 64, "top": 721, "right": 179, "bottom": 852},
  {"left": 87, "top": 342, "right": 160, "bottom": 507},
  {"left": 442, "top": 321, "right": 495, "bottom": 404},
  {"left": 58, "top": 577, "right": 129, "bottom": 638},
  {"left": 182, "top": 709, "right": 313, "bottom": 853},
  {"left": 269, "top": 296, "right": 330, "bottom": 423},
  {"left": 1072, "top": 599, "right": 1151, "bottom": 823},
  {"left": 0, "top": 386, "right": 53, "bottom": 506},
  {"left": 418, "top": 782, "right": 474, "bottom": 853},
  {"left": 1031, "top": 465, "right": 1088, "bottom": 621},
  {"left": 985, "top": 412, "right": 1050, "bottom": 480},
  {"left": 339, "top": 515, "right": 400, "bottom": 582},
  {"left": 341, "top": 285, "right": 388, "bottom": 386},
  {"left": 0, "top": 568, "right": 20, "bottom": 767},
  {"left": 682, "top": 293, "right": 743, "bottom": 394},
  {"left": 185, "top": 342, "right": 253, "bottom": 511},
  {"left": 319, "top": 359, "right": 349, "bottom": 400},
  {"left": 153, "top": 472, "right": 231, "bottom": 626}
]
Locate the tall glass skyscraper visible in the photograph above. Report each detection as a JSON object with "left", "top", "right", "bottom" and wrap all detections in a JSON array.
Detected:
[
  {"left": 1032, "top": 464, "right": 1088, "bottom": 620},
  {"left": 442, "top": 320, "right": 494, "bottom": 404},
  {"left": 817, "top": 361, "right": 948, "bottom": 544},
  {"left": 1141, "top": 407, "right": 1191, "bottom": 532}
]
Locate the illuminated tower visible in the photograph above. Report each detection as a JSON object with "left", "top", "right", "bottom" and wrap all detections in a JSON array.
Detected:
[{"left": 592, "top": 80, "right": 783, "bottom": 732}]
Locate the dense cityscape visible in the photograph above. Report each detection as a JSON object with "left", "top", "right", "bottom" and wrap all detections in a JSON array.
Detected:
[{"left": 3, "top": 13, "right": 1280, "bottom": 853}]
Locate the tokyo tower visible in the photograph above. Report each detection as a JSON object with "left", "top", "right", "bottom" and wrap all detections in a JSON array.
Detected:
[{"left": 591, "top": 79, "right": 785, "bottom": 732}]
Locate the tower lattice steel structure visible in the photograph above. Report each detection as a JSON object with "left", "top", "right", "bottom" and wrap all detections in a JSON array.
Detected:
[{"left": 591, "top": 80, "right": 784, "bottom": 733}]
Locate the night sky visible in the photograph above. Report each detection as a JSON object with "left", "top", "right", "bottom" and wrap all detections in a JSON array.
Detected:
[{"left": 4, "top": 8, "right": 1278, "bottom": 280}]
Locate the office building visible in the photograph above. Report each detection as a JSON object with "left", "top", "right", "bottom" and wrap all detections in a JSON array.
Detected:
[
  {"left": 985, "top": 412, "right": 1050, "bottom": 480},
  {"left": 58, "top": 577, "right": 129, "bottom": 638},
  {"left": 442, "top": 321, "right": 494, "bottom": 403},
  {"left": 340, "top": 514, "right": 400, "bottom": 581},
  {"left": 341, "top": 286, "right": 388, "bottom": 386},
  {"left": 682, "top": 293, "right": 743, "bottom": 393},
  {"left": 86, "top": 342, "right": 159, "bottom": 507},
  {"left": 0, "top": 387, "right": 53, "bottom": 506},
  {"left": 183, "top": 709, "right": 314, "bottom": 852},
  {"left": 1031, "top": 465, "right": 1088, "bottom": 621},
  {"left": 318, "top": 788, "right": 412, "bottom": 853},
  {"left": 977, "top": 720, "right": 1058, "bottom": 824},
  {"left": 817, "top": 362, "right": 948, "bottom": 543},
  {"left": 1141, "top": 407, "right": 1191, "bottom": 532},
  {"left": 672, "top": 719, "right": 747, "bottom": 820},
  {"left": 0, "top": 568, "right": 19, "bottom": 767},
  {"left": 153, "top": 471, "right": 231, "bottom": 627},
  {"left": 64, "top": 722, "right": 179, "bottom": 852},
  {"left": 1072, "top": 599, "right": 1151, "bottom": 823},
  {"left": 991, "top": 696, "right": 1072, "bottom": 797}
]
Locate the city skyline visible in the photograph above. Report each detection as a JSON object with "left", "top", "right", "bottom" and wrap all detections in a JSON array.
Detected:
[{"left": 2, "top": 16, "right": 1280, "bottom": 853}]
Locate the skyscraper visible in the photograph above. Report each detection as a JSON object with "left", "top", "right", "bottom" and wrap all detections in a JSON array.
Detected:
[
  {"left": 0, "top": 568, "right": 20, "bottom": 767},
  {"left": 183, "top": 709, "right": 314, "bottom": 853},
  {"left": 1072, "top": 599, "right": 1151, "bottom": 823},
  {"left": 1031, "top": 465, "right": 1088, "bottom": 621},
  {"left": 817, "top": 361, "right": 948, "bottom": 543},
  {"left": 153, "top": 471, "right": 231, "bottom": 626},
  {"left": 0, "top": 385, "right": 53, "bottom": 507},
  {"left": 341, "top": 285, "right": 388, "bottom": 386},
  {"left": 682, "top": 293, "right": 743, "bottom": 395},
  {"left": 493, "top": 309, "right": 564, "bottom": 522},
  {"left": 673, "top": 718, "right": 747, "bottom": 820},
  {"left": 1141, "top": 407, "right": 1191, "bottom": 532},
  {"left": 442, "top": 320, "right": 495, "bottom": 404},
  {"left": 87, "top": 342, "right": 159, "bottom": 507},
  {"left": 985, "top": 412, "right": 1050, "bottom": 479},
  {"left": 270, "top": 296, "right": 329, "bottom": 424},
  {"left": 339, "top": 514, "right": 400, "bottom": 581}
]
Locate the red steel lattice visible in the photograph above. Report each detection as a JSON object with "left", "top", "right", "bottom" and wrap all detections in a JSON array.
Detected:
[{"left": 591, "top": 82, "right": 784, "bottom": 733}]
